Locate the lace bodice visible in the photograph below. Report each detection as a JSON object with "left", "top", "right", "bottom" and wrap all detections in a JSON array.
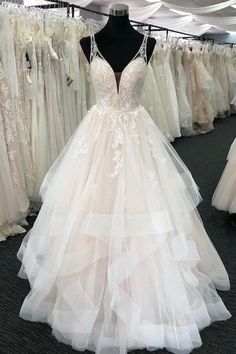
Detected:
[{"left": 89, "top": 34, "right": 149, "bottom": 112}]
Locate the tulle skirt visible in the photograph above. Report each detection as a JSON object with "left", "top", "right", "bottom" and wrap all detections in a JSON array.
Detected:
[
  {"left": 18, "top": 104, "right": 231, "bottom": 354},
  {"left": 212, "top": 138, "right": 236, "bottom": 213}
]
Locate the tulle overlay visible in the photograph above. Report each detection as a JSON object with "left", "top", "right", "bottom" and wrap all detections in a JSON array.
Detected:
[
  {"left": 18, "top": 104, "right": 231, "bottom": 354},
  {"left": 212, "top": 138, "right": 236, "bottom": 213}
]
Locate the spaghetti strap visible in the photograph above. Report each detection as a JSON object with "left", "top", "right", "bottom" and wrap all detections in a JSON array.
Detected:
[
  {"left": 90, "top": 34, "right": 97, "bottom": 63},
  {"left": 139, "top": 34, "right": 148, "bottom": 63}
]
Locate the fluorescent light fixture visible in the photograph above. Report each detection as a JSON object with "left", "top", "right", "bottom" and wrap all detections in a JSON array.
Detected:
[
  {"left": 169, "top": 8, "right": 191, "bottom": 15},
  {"left": 226, "top": 31, "right": 236, "bottom": 34}
]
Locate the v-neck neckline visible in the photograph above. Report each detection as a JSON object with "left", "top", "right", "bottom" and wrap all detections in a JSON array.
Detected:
[{"left": 92, "top": 34, "right": 147, "bottom": 95}]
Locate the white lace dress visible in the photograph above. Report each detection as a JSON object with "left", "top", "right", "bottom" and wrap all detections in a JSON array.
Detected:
[
  {"left": 183, "top": 46, "right": 214, "bottom": 134},
  {"left": 142, "top": 62, "right": 172, "bottom": 140},
  {"left": 202, "top": 46, "right": 217, "bottom": 119},
  {"left": 0, "top": 60, "right": 26, "bottom": 240},
  {"left": 217, "top": 49, "right": 230, "bottom": 115},
  {"left": 9, "top": 12, "right": 35, "bottom": 199},
  {"left": 0, "top": 10, "right": 30, "bottom": 238},
  {"left": 211, "top": 50, "right": 228, "bottom": 118},
  {"left": 18, "top": 34, "right": 231, "bottom": 354},
  {"left": 173, "top": 48, "right": 194, "bottom": 136},
  {"left": 225, "top": 48, "right": 236, "bottom": 107},
  {"left": 151, "top": 40, "right": 181, "bottom": 141}
]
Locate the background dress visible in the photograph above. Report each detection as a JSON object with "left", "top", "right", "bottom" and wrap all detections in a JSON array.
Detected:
[{"left": 212, "top": 138, "right": 236, "bottom": 214}]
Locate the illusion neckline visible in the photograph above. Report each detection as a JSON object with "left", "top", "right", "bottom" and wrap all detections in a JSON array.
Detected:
[{"left": 91, "top": 34, "right": 147, "bottom": 95}]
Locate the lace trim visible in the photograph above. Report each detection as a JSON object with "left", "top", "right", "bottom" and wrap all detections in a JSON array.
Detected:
[
  {"left": 90, "top": 34, "right": 148, "bottom": 64},
  {"left": 90, "top": 34, "right": 97, "bottom": 63}
]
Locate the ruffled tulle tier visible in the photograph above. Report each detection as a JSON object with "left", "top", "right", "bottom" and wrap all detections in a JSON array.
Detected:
[
  {"left": 18, "top": 105, "right": 231, "bottom": 354},
  {"left": 212, "top": 138, "right": 236, "bottom": 213}
]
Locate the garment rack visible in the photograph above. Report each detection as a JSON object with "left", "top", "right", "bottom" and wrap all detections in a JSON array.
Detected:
[
  {"left": 33, "top": 1, "right": 70, "bottom": 17},
  {"left": 24, "top": 0, "right": 235, "bottom": 46}
]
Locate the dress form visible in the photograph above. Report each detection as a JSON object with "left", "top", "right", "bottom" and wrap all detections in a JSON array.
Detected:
[
  {"left": 80, "top": 3, "right": 156, "bottom": 72},
  {"left": 229, "top": 213, "right": 236, "bottom": 227}
]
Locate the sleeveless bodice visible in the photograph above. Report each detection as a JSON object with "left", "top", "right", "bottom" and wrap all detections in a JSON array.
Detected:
[{"left": 89, "top": 34, "right": 148, "bottom": 112}]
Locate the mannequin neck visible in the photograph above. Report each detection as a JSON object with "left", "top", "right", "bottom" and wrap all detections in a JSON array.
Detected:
[{"left": 102, "top": 14, "right": 135, "bottom": 37}]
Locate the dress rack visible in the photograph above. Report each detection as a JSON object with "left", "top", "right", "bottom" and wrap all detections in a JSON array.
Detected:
[{"left": 5, "top": 0, "right": 234, "bottom": 47}]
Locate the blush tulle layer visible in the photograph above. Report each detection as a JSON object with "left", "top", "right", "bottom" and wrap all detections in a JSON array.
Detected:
[{"left": 18, "top": 105, "right": 231, "bottom": 354}]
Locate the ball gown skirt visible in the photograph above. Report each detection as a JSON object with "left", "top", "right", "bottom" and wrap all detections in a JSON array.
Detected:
[
  {"left": 212, "top": 138, "right": 236, "bottom": 213},
  {"left": 18, "top": 34, "right": 231, "bottom": 354}
]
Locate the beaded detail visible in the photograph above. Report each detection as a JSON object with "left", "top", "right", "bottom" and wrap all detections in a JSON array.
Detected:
[{"left": 82, "top": 34, "right": 150, "bottom": 177}]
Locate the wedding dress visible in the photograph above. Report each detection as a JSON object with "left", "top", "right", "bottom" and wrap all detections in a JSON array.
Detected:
[
  {"left": 7, "top": 11, "right": 35, "bottom": 199},
  {"left": 190, "top": 46, "right": 214, "bottom": 134},
  {"left": 173, "top": 48, "right": 194, "bottom": 136},
  {"left": 202, "top": 46, "right": 217, "bottom": 119},
  {"left": 212, "top": 138, "right": 236, "bottom": 213},
  {"left": 225, "top": 48, "right": 236, "bottom": 104},
  {"left": 142, "top": 63, "right": 171, "bottom": 140},
  {"left": 151, "top": 40, "right": 181, "bottom": 141},
  {"left": 0, "top": 60, "right": 26, "bottom": 240},
  {"left": 0, "top": 52, "right": 29, "bottom": 227},
  {"left": 18, "top": 34, "right": 231, "bottom": 354}
]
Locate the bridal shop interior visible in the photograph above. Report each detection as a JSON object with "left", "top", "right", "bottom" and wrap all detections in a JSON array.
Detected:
[{"left": 0, "top": 0, "right": 236, "bottom": 353}]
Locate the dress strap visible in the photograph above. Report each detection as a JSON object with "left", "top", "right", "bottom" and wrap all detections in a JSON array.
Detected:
[
  {"left": 139, "top": 34, "right": 148, "bottom": 63},
  {"left": 90, "top": 34, "right": 97, "bottom": 63}
]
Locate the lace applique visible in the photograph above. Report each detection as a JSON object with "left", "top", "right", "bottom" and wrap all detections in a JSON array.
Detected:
[
  {"left": 108, "top": 150, "right": 123, "bottom": 178},
  {"left": 8, "top": 150, "right": 16, "bottom": 160},
  {"left": 111, "top": 125, "right": 124, "bottom": 148},
  {"left": 108, "top": 110, "right": 140, "bottom": 177},
  {"left": 12, "top": 172, "right": 19, "bottom": 185},
  {"left": 73, "top": 137, "right": 88, "bottom": 157},
  {"left": 0, "top": 62, "right": 18, "bottom": 187},
  {"left": 147, "top": 134, "right": 158, "bottom": 159},
  {"left": 88, "top": 34, "right": 149, "bottom": 178},
  {"left": 129, "top": 116, "right": 139, "bottom": 145}
]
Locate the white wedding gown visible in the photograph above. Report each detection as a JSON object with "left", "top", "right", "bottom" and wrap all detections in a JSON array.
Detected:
[
  {"left": 18, "top": 34, "right": 231, "bottom": 354},
  {"left": 212, "top": 138, "right": 236, "bottom": 213}
]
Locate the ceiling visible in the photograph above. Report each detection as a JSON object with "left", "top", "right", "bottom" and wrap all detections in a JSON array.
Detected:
[
  {"left": 92, "top": 0, "right": 236, "bottom": 17},
  {"left": 90, "top": 0, "right": 236, "bottom": 35},
  {"left": 24, "top": 0, "right": 236, "bottom": 36}
]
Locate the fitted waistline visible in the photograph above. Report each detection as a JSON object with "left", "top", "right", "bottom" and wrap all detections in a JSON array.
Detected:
[{"left": 92, "top": 104, "right": 144, "bottom": 114}]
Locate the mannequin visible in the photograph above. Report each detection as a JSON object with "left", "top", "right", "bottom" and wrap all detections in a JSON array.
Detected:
[
  {"left": 80, "top": 3, "right": 156, "bottom": 72},
  {"left": 229, "top": 213, "right": 236, "bottom": 228}
]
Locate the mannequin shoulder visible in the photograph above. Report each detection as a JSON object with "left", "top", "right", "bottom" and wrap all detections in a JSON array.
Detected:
[
  {"left": 146, "top": 36, "right": 156, "bottom": 63},
  {"left": 80, "top": 35, "right": 91, "bottom": 63}
]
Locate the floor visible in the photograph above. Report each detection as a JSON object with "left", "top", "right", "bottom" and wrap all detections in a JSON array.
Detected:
[{"left": 0, "top": 117, "right": 235, "bottom": 354}]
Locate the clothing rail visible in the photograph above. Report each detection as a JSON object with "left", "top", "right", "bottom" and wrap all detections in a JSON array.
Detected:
[
  {"left": 23, "top": 0, "right": 235, "bottom": 46},
  {"left": 33, "top": 1, "right": 70, "bottom": 16}
]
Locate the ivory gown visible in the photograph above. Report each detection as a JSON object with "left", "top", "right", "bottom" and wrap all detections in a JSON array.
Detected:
[
  {"left": 18, "top": 34, "right": 231, "bottom": 354},
  {"left": 212, "top": 138, "right": 236, "bottom": 214}
]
